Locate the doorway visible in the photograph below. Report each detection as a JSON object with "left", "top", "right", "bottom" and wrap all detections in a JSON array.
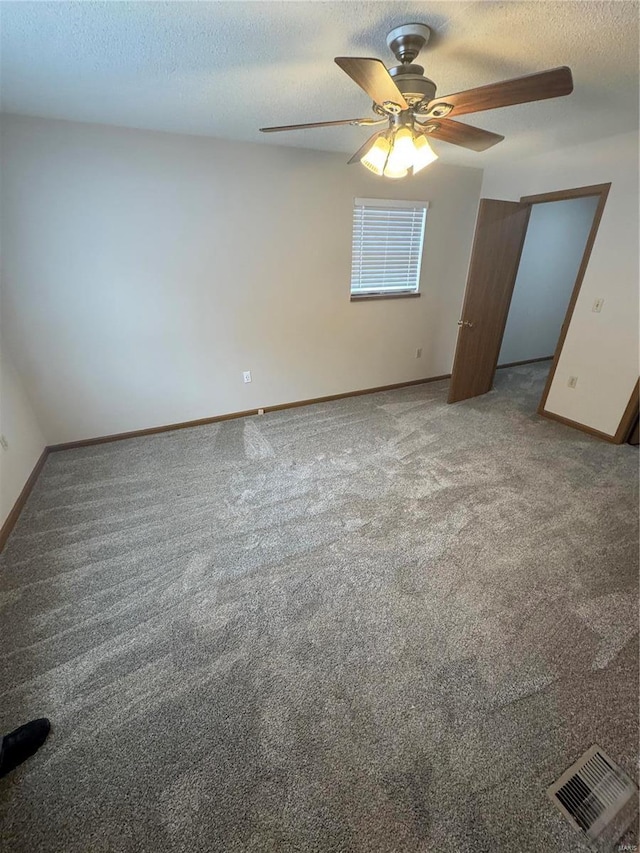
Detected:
[
  {"left": 447, "top": 183, "right": 632, "bottom": 439},
  {"left": 495, "top": 194, "right": 601, "bottom": 396}
]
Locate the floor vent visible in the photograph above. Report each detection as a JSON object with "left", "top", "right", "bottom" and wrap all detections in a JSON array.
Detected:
[{"left": 548, "top": 745, "right": 638, "bottom": 849}]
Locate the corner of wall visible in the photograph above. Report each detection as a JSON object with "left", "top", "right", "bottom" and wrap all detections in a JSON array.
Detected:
[{"left": 0, "top": 345, "right": 48, "bottom": 528}]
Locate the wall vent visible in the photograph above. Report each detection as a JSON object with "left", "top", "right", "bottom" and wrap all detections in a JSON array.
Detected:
[{"left": 548, "top": 745, "right": 638, "bottom": 849}]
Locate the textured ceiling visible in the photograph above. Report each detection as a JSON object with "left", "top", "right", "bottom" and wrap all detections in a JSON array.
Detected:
[{"left": 1, "top": 1, "right": 638, "bottom": 166}]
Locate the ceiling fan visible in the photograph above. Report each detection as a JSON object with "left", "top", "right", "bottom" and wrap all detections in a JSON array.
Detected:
[{"left": 260, "top": 23, "right": 573, "bottom": 178}]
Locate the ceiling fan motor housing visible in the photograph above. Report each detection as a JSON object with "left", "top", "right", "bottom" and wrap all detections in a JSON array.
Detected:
[
  {"left": 388, "top": 64, "right": 437, "bottom": 107},
  {"left": 382, "top": 24, "right": 436, "bottom": 108}
]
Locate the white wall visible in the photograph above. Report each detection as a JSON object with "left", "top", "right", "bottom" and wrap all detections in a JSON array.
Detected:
[
  {"left": 482, "top": 130, "right": 639, "bottom": 437},
  {"left": 499, "top": 196, "right": 600, "bottom": 365},
  {"left": 1, "top": 115, "right": 483, "bottom": 444},
  {"left": 0, "top": 345, "right": 47, "bottom": 526}
]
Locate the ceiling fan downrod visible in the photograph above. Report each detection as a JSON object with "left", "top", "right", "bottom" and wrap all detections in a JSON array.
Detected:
[{"left": 384, "top": 23, "right": 438, "bottom": 110}]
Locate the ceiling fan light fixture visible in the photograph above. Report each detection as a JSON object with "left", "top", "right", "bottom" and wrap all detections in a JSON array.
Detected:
[
  {"left": 413, "top": 133, "right": 439, "bottom": 174},
  {"left": 392, "top": 127, "right": 416, "bottom": 171},
  {"left": 383, "top": 156, "right": 409, "bottom": 179},
  {"left": 361, "top": 135, "right": 391, "bottom": 175},
  {"left": 383, "top": 166, "right": 409, "bottom": 179}
]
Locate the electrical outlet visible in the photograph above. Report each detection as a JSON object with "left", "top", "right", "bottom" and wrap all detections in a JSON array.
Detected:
[
  {"left": 415, "top": 347, "right": 423, "bottom": 359},
  {"left": 243, "top": 370, "right": 252, "bottom": 384},
  {"left": 0, "top": 435, "right": 8, "bottom": 450},
  {"left": 258, "top": 408, "right": 264, "bottom": 415},
  {"left": 567, "top": 376, "right": 578, "bottom": 389},
  {"left": 592, "top": 298, "right": 604, "bottom": 313}
]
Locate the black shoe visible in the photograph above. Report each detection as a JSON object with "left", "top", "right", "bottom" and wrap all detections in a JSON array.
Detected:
[{"left": 0, "top": 718, "right": 51, "bottom": 778}]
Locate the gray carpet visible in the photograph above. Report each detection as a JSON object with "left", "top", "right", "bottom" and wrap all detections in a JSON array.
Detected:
[{"left": 0, "top": 364, "right": 638, "bottom": 853}]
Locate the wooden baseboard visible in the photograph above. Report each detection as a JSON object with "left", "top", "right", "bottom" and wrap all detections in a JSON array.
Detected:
[
  {"left": 614, "top": 379, "right": 640, "bottom": 443},
  {"left": 47, "top": 408, "right": 259, "bottom": 452},
  {"left": 262, "top": 374, "right": 451, "bottom": 415},
  {"left": 538, "top": 410, "right": 619, "bottom": 443},
  {"left": 539, "top": 378, "right": 639, "bottom": 445},
  {"left": 0, "top": 366, "right": 631, "bottom": 553},
  {"left": 0, "top": 448, "right": 50, "bottom": 552},
  {"left": 48, "top": 373, "right": 452, "bottom": 452},
  {"left": 0, "top": 374, "right": 453, "bottom": 552},
  {"left": 496, "top": 356, "right": 553, "bottom": 369}
]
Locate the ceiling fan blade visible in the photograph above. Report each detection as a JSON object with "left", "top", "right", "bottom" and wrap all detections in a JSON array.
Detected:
[
  {"left": 347, "top": 130, "right": 387, "bottom": 165},
  {"left": 334, "top": 57, "right": 409, "bottom": 110},
  {"left": 426, "top": 66, "right": 573, "bottom": 117},
  {"left": 260, "top": 118, "right": 380, "bottom": 133},
  {"left": 420, "top": 118, "right": 504, "bottom": 151}
]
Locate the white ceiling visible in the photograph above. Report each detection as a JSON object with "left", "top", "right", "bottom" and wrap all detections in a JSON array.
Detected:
[{"left": 1, "top": 1, "right": 638, "bottom": 167}]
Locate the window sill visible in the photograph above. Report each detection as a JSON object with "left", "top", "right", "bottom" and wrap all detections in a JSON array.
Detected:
[{"left": 350, "top": 292, "right": 421, "bottom": 302}]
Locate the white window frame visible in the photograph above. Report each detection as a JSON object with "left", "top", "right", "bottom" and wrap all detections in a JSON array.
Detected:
[{"left": 350, "top": 197, "right": 429, "bottom": 298}]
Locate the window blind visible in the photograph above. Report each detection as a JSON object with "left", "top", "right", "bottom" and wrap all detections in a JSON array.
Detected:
[{"left": 350, "top": 198, "right": 428, "bottom": 296}]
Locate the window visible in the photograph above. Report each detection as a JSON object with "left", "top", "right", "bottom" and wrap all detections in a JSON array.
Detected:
[{"left": 350, "top": 198, "right": 428, "bottom": 298}]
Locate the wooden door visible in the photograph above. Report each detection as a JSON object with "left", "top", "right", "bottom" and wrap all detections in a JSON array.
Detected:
[{"left": 448, "top": 199, "right": 531, "bottom": 403}]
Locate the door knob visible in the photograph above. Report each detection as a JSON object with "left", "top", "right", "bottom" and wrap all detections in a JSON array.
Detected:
[{"left": 457, "top": 320, "right": 474, "bottom": 328}]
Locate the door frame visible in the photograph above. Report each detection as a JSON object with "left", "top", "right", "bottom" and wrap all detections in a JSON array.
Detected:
[
  {"left": 452, "top": 180, "right": 638, "bottom": 442},
  {"left": 520, "top": 182, "right": 638, "bottom": 443},
  {"left": 500, "top": 181, "right": 638, "bottom": 443},
  {"left": 520, "top": 183, "right": 611, "bottom": 424}
]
